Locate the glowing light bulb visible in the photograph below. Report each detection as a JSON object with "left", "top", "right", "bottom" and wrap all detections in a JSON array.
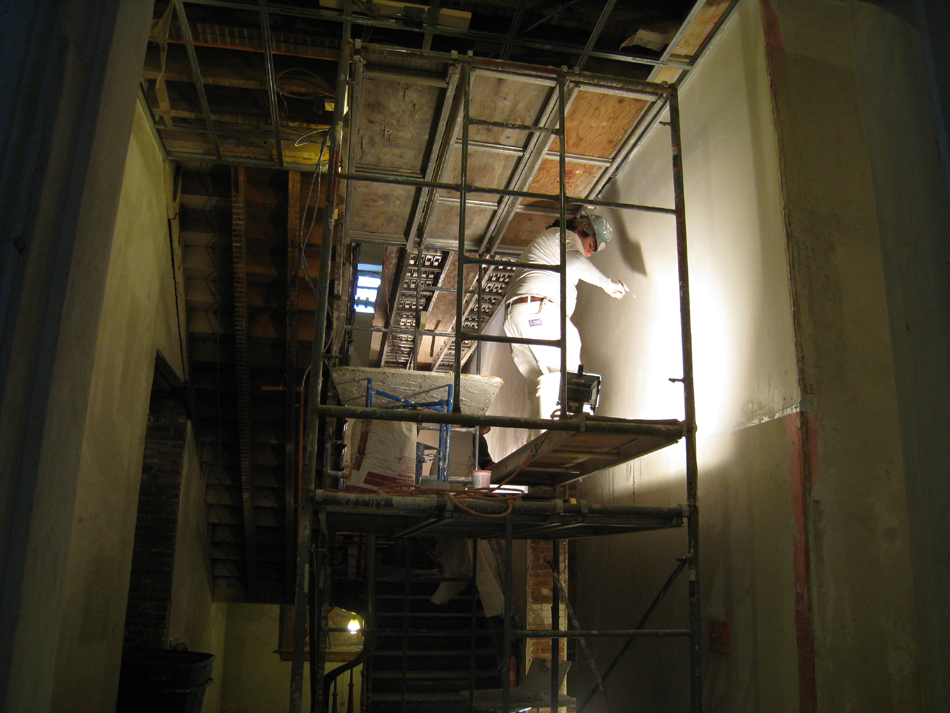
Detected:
[{"left": 347, "top": 619, "right": 361, "bottom": 634}]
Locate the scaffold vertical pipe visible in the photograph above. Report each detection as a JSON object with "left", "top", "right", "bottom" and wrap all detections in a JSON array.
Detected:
[
  {"left": 668, "top": 87, "right": 702, "bottom": 713},
  {"left": 341, "top": 56, "right": 362, "bottom": 262},
  {"left": 502, "top": 514, "right": 514, "bottom": 713},
  {"left": 454, "top": 62, "right": 471, "bottom": 413},
  {"left": 557, "top": 73, "right": 569, "bottom": 417},
  {"left": 551, "top": 538, "right": 560, "bottom": 711},
  {"left": 412, "top": 236, "right": 423, "bottom": 369},
  {"left": 468, "top": 538, "right": 479, "bottom": 713},
  {"left": 311, "top": 532, "right": 328, "bottom": 713},
  {"left": 291, "top": 36, "right": 351, "bottom": 713}
]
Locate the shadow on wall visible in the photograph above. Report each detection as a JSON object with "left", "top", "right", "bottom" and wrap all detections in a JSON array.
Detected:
[{"left": 618, "top": 232, "right": 648, "bottom": 277}]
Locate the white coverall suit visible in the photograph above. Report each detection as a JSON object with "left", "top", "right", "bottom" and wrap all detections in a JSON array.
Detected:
[{"left": 503, "top": 227, "right": 624, "bottom": 419}]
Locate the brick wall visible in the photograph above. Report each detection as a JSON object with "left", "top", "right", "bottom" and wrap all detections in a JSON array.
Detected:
[
  {"left": 123, "top": 391, "right": 189, "bottom": 649},
  {"left": 526, "top": 538, "right": 568, "bottom": 712}
]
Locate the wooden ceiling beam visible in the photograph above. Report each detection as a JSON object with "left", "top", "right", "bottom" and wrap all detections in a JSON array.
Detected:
[{"left": 151, "top": 21, "right": 341, "bottom": 62}]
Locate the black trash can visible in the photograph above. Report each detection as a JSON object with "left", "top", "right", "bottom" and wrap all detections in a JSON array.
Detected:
[{"left": 116, "top": 648, "right": 214, "bottom": 713}]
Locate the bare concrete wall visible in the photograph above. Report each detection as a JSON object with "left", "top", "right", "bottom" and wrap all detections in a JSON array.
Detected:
[
  {"left": 763, "top": 1, "right": 924, "bottom": 710},
  {"left": 851, "top": 3, "right": 950, "bottom": 710}
]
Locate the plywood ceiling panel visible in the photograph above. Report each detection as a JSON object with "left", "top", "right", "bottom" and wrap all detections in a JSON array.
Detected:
[
  {"left": 424, "top": 200, "right": 495, "bottom": 249},
  {"left": 526, "top": 157, "right": 605, "bottom": 201},
  {"left": 355, "top": 77, "right": 444, "bottom": 173},
  {"left": 468, "top": 72, "right": 553, "bottom": 144},
  {"left": 440, "top": 145, "right": 521, "bottom": 189},
  {"left": 347, "top": 183, "right": 419, "bottom": 237},
  {"left": 543, "top": 89, "right": 650, "bottom": 159}
]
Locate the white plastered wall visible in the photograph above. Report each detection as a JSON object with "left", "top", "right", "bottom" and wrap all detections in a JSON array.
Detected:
[{"left": 568, "top": 0, "right": 803, "bottom": 709}]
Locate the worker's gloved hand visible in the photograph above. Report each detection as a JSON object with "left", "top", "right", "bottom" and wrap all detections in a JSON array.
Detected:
[{"left": 604, "top": 279, "right": 629, "bottom": 299}]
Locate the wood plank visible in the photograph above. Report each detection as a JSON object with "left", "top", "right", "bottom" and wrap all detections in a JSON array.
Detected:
[
  {"left": 424, "top": 199, "right": 495, "bottom": 250},
  {"left": 467, "top": 71, "right": 552, "bottom": 146},
  {"left": 490, "top": 419, "right": 683, "bottom": 488},
  {"left": 441, "top": 147, "right": 521, "bottom": 194},
  {"left": 653, "top": 0, "right": 733, "bottom": 85},
  {"left": 348, "top": 183, "right": 419, "bottom": 237},
  {"left": 559, "top": 90, "right": 650, "bottom": 159}
]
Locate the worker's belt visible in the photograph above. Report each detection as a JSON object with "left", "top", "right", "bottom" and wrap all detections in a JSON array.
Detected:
[{"left": 506, "top": 295, "right": 545, "bottom": 309}]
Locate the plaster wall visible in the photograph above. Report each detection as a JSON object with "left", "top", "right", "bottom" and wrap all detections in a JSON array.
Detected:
[
  {"left": 47, "top": 99, "right": 185, "bottom": 711},
  {"left": 566, "top": 0, "right": 931, "bottom": 710}
]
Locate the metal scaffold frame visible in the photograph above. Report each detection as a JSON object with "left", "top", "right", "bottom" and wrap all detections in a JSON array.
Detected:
[{"left": 290, "top": 41, "right": 702, "bottom": 713}]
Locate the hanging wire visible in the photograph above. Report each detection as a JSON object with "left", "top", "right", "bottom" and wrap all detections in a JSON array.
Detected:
[
  {"left": 296, "top": 129, "right": 336, "bottom": 353},
  {"left": 299, "top": 129, "right": 331, "bottom": 299},
  {"left": 276, "top": 68, "right": 335, "bottom": 100}
]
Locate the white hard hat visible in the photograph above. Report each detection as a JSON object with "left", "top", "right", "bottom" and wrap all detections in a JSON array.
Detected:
[
  {"left": 589, "top": 213, "right": 613, "bottom": 251},
  {"left": 577, "top": 213, "right": 613, "bottom": 251}
]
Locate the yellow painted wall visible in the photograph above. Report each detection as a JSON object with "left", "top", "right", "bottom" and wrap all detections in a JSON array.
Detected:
[{"left": 221, "top": 604, "right": 362, "bottom": 713}]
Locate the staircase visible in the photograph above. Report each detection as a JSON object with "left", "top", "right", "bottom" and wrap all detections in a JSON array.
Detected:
[{"left": 367, "top": 573, "right": 503, "bottom": 712}]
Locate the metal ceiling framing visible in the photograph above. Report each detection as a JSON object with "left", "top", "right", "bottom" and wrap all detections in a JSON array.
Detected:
[
  {"left": 257, "top": 0, "right": 285, "bottom": 167},
  {"left": 573, "top": 0, "right": 618, "bottom": 72},
  {"left": 141, "top": 1, "right": 741, "bottom": 172},
  {"left": 172, "top": 0, "right": 222, "bottom": 161},
  {"left": 181, "top": 0, "right": 696, "bottom": 73}
]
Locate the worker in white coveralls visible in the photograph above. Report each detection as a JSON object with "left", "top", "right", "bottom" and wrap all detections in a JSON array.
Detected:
[{"left": 503, "top": 212, "right": 628, "bottom": 420}]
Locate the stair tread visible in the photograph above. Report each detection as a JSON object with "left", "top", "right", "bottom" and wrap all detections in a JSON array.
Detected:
[
  {"left": 371, "top": 692, "right": 468, "bottom": 702},
  {"left": 373, "top": 648, "right": 494, "bottom": 656},
  {"left": 378, "top": 591, "right": 471, "bottom": 597},
  {"left": 376, "top": 629, "right": 491, "bottom": 635},
  {"left": 376, "top": 611, "right": 472, "bottom": 619},
  {"left": 372, "top": 670, "right": 497, "bottom": 680}
]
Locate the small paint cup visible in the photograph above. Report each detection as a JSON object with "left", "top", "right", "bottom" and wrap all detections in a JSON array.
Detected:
[{"left": 472, "top": 470, "right": 491, "bottom": 489}]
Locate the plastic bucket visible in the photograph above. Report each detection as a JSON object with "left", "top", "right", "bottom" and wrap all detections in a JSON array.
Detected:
[
  {"left": 116, "top": 648, "right": 214, "bottom": 713},
  {"left": 472, "top": 470, "right": 491, "bottom": 488}
]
